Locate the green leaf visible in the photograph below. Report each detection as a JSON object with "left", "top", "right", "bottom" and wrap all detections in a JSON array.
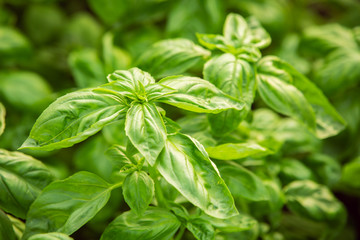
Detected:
[
  {"left": 201, "top": 213, "right": 257, "bottom": 232},
  {"left": 7, "top": 214, "right": 25, "bottom": 239},
  {"left": 284, "top": 180, "right": 345, "bottom": 222},
  {"left": 125, "top": 102, "right": 167, "bottom": 166},
  {"left": 107, "top": 68, "right": 155, "bottom": 98},
  {"left": 20, "top": 85, "right": 128, "bottom": 151},
  {"left": 145, "top": 84, "right": 177, "bottom": 102},
  {"left": 0, "top": 210, "right": 16, "bottom": 240},
  {"left": 0, "top": 149, "right": 54, "bottom": 219},
  {"left": 279, "top": 159, "right": 314, "bottom": 184},
  {"left": 260, "top": 56, "right": 346, "bottom": 138},
  {"left": 0, "top": 71, "right": 52, "bottom": 112},
  {"left": 137, "top": 39, "right": 210, "bottom": 78},
  {"left": 257, "top": 58, "right": 317, "bottom": 133},
  {"left": 341, "top": 157, "right": 360, "bottom": 189},
  {"left": 206, "top": 143, "right": 269, "bottom": 160},
  {"left": 315, "top": 48, "right": 360, "bottom": 94},
  {"left": 302, "top": 24, "right": 357, "bottom": 55},
  {"left": 0, "top": 102, "right": 5, "bottom": 136},
  {"left": 100, "top": 207, "right": 181, "bottom": 240},
  {"left": 0, "top": 26, "right": 31, "bottom": 61},
  {"left": 204, "top": 53, "right": 256, "bottom": 134},
  {"left": 106, "top": 144, "right": 136, "bottom": 172},
  {"left": 158, "top": 76, "right": 245, "bottom": 113},
  {"left": 22, "top": 172, "right": 118, "bottom": 239},
  {"left": 28, "top": 232, "right": 73, "bottom": 240},
  {"left": 186, "top": 219, "right": 215, "bottom": 240},
  {"left": 219, "top": 165, "right": 269, "bottom": 201},
  {"left": 68, "top": 48, "right": 106, "bottom": 88},
  {"left": 157, "top": 133, "right": 238, "bottom": 218},
  {"left": 123, "top": 171, "right": 154, "bottom": 215},
  {"left": 223, "top": 14, "right": 270, "bottom": 49},
  {"left": 87, "top": 0, "right": 125, "bottom": 25},
  {"left": 102, "top": 32, "right": 131, "bottom": 73}
]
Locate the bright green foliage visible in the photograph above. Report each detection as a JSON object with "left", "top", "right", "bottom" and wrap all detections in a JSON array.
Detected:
[
  {"left": 100, "top": 207, "right": 181, "bottom": 240},
  {"left": 157, "top": 133, "right": 238, "bottom": 218},
  {"left": 0, "top": 149, "right": 54, "bottom": 219},
  {"left": 123, "top": 171, "right": 154, "bottom": 215},
  {"left": 0, "top": 2, "right": 358, "bottom": 240},
  {"left": 22, "top": 172, "right": 119, "bottom": 239}
]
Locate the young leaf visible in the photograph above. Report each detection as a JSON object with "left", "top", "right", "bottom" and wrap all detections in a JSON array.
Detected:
[
  {"left": 257, "top": 60, "right": 317, "bottom": 133},
  {"left": 0, "top": 210, "right": 16, "bottom": 240},
  {"left": 260, "top": 56, "right": 346, "bottom": 138},
  {"left": 0, "top": 149, "right": 54, "bottom": 219},
  {"left": 144, "top": 84, "right": 177, "bottom": 102},
  {"left": 201, "top": 213, "right": 257, "bottom": 232},
  {"left": 186, "top": 219, "right": 215, "bottom": 240},
  {"left": 284, "top": 180, "right": 345, "bottom": 222},
  {"left": 28, "top": 232, "right": 73, "bottom": 240},
  {"left": 158, "top": 76, "right": 245, "bottom": 113},
  {"left": 137, "top": 39, "right": 210, "bottom": 78},
  {"left": 219, "top": 165, "right": 269, "bottom": 201},
  {"left": 125, "top": 102, "right": 167, "bottom": 166},
  {"left": 68, "top": 48, "right": 106, "bottom": 88},
  {"left": 206, "top": 143, "right": 270, "bottom": 160},
  {"left": 22, "top": 171, "right": 119, "bottom": 240},
  {"left": 0, "top": 102, "right": 5, "bottom": 136},
  {"left": 157, "top": 133, "right": 238, "bottom": 219},
  {"left": 204, "top": 53, "right": 256, "bottom": 134},
  {"left": 100, "top": 207, "right": 181, "bottom": 240},
  {"left": 123, "top": 171, "right": 154, "bottom": 215},
  {"left": 107, "top": 68, "right": 155, "bottom": 98},
  {"left": 20, "top": 86, "right": 128, "bottom": 151}
]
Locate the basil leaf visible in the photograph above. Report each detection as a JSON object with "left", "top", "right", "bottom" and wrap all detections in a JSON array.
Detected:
[
  {"left": 20, "top": 86, "right": 127, "bottom": 151},
  {"left": 0, "top": 210, "right": 16, "bottom": 240},
  {"left": 157, "top": 133, "right": 238, "bottom": 218},
  {"left": 186, "top": 219, "right": 215, "bottom": 240},
  {"left": 145, "top": 84, "right": 177, "bottom": 102},
  {"left": 201, "top": 213, "right": 257, "bottom": 232},
  {"left": 257, "top": 60, "right": 316, "bottom": 133},
  {"left": 8, "top": 214, "right": 25, "bottom": 239},
  {"left": 0, "top": 102, "right": 5, "bottom": 136},
  {"left": 137, "top": 39, "right": 210, "bottom": 78},
  {"left": 158, "top": 76, "right": 245, "bottom": 113},
  {"left": 68, "top": 48, "right": 106, "bottom": 88},
  {"left": 87, "top": 0, "right": 124, "bottom": 25},
  {"left": 315, "top": 48, "right": 360, "bottom": 95},
  {"left": 260, "top": 56, "right": 346, "bottom": 138},
  {"left": 341, "top": 157, "right": 360, "bottom": 189},
  {"left": 125, "top": 102, "right": 166, "bottom": 166},
  {"left": 123, "top": 171, "right": 154, "bottom": 215},
  {"left": 28, "top": 232, "right": 73, "bottom": 240},
  {"left": 223, "top": 13, "right": 270, "bottom": 49},
  {"left": 107, "top": 68, "right": 154, "bottom": 97},
  {"left": 196, "top": 33, "right": 229, "bottom": 51},
  {"left": 106, "top": 144, "right": 136, "bottom": 172},
  {"left": 302, "top": 24, "right": 357, "bottom": 55},
  {"left": 206, "top": 143, "right": 269, "bottom": 160},
  {"left": 204, "top": 53, "right": 256, "bottom": 133},
  {"left": 100, "top": 207, "right": 181, "bottom": 240},
  {"left": 0, "top": 149, "right": 54, "bottom": 219},
  {"left": 0, "top": 26, "right": 31, "bottom": 61},
  {"left": 0, "top": 71, "right": 52, "bottom": 112},
  {"left": 219, "top": 165, "right": 269, "bottom": 201},
  {"left": 22, "top": 171, "right": 118, "bottom": 239},
  {"left": 284, "top": 180, "right": 344, "bottom": 222}
]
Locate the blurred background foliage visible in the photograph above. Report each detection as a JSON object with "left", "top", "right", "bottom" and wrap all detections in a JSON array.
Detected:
[{"left": 0, "top": 0, "right": 360, "bottom": 239}]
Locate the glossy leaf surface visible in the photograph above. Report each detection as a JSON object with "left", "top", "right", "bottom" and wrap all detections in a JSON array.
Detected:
[
  {"left": 158, "top": 76, "right": 244, "bottom": 113},
  {"left": 123, "top": 171, "right": 154, "bottom": 215},
  {"left": 0, "top": 149, "right": 54, "bottom": 219},
  {"left": 22, "top": 172, "right": 116, "bottom": 239},
  {"left": 100, "top": 207, "right": 180, "bottom": 240},
  {"left": 125, "top": 102, "right": 167, "bottom": 166},
  {"left": 20, "top": 85, "right": 127, "bottom": 151},
  {"left": 28, "top": 232, "right": 73, "bottom": 240},
  {"left": 206, "top": 143, "right": 269, "bottom": 160},
  {"left": 157, "top": 133, "right": 238, "bottom": 218}
]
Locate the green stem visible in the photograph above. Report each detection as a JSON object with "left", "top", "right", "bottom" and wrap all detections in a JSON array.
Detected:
[{"left": 174, "top": 225, "right": 186, "bottom": 240}]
